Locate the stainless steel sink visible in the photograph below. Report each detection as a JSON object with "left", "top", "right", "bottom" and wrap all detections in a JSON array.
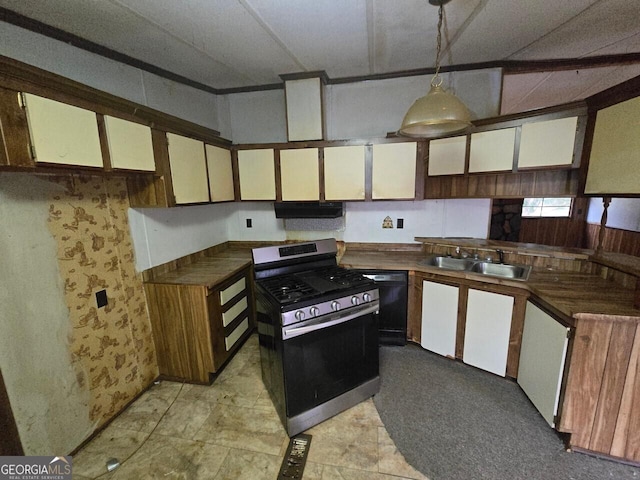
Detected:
[
  {"left": 420, "top": 256, "right": 473, "bottom": 271},
  {"left": 420, "top": 255, "right": 531, "bottom": 281},
  {"left": 469, "top": 262, "right": 531, "bottom": 281}
]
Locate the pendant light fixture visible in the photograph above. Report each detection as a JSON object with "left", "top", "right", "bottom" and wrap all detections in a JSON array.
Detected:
[{"left": 399, "top": 0, "right": 472, "bottom": 138}]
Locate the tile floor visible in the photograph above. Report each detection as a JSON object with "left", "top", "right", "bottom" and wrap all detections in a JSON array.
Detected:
[{"left": 72, "top": 334, "right": 427, "bottom": 480}]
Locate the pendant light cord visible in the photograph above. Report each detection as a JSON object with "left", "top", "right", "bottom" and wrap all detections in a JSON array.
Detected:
[{"left": 431, "top": 2, "right": 444, "bottom": 87}]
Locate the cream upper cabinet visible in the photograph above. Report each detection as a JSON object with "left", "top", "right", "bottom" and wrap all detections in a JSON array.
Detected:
[
  {"left": 585, "top": 96, "right": 640, "bottom": 194},
  {"left": 518, "top": 116, "right": 578, "bottom": 168},
  {"left": 237, "top": 149, "right": 276, "bottom": 200},
  {"left": 280, "top": 148, "right": 320, "bottom": 201},
  {"left": 469, "top": 128, "right": 516, "bottom": 173},
  {"left": 372, "top": 142, "right": 417, "bottom": 200},
  {"left": 428, "top": 135, "right": 466, "bottom": 176},
  {"left": 103, "top": 115, "right": 155, "bottom": 171},
  {"left": 205, "top": 145, "right": 235, "bottom": 202},
  {"left": 22, "top": 93, "right": 103, "bottom": 168},
  {"left": 166, "top": 133, "right": 209, "bottom": 204},
  {"left": 324, "top": 145, "right": 366, "bottom": 201}
]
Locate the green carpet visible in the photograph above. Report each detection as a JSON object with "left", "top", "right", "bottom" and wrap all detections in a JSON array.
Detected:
[{"left": 373, "top": 344, "right": 640, "bottom": 480}]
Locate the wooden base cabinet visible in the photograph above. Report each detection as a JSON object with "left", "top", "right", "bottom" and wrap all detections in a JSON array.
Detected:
[
  {"left": 145, "top": 268, "right": 254, "bottom": 384},
  {"left": 558, "top": 314, "right": 640, "bottom": 463}
]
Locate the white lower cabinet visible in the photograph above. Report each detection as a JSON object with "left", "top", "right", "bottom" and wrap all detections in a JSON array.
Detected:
[
  {"left": 463, "top": 289, "right": 514, "bottom": 376},
  {"left": 421, "top": 281, "right": 458, "bottom": 357},
  {"left": 517, "top": 302, "right": 569, "bottom": 427}
]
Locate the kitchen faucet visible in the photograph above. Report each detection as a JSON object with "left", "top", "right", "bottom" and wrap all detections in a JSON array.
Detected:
[
  {"left": 455, "top": 246, "right": 478, "bottom": 259},
  {"left": 496, "top": 249, "right": 505, "bottom": 264}
]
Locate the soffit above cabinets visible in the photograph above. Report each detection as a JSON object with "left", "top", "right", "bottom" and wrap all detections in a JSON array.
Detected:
[{"left": 1, "top": 0, "right": 639, "bottom": 112}]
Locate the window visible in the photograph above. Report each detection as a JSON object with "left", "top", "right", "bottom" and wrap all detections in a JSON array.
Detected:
[{"left": 522, "top": 197, "right": 572, "bottom": 218}]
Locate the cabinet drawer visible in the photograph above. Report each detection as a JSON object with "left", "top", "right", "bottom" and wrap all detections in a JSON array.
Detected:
[
  {"left": 220, "top": 277, "right": 246, "bottom": 304},
  {"left": 225, "top": 317, "right": 249, "bottom": 351},
  {"left": 222, "top": 297, "right": 248, "bottom": 327}
]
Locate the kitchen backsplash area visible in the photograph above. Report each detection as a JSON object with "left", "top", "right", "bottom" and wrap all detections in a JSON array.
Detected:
[{"left": 0, "top": 173, "right": 157, "bottom": 455}]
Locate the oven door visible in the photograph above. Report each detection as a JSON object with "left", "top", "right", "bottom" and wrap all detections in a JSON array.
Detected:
[{"left": 281, "top": 303, "right": 379, "bottom": 418}]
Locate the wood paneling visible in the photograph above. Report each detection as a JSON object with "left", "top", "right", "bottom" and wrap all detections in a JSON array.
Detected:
[
  {"left": 559, "top": 315, "right": 640, "bottom": 462},
  {"left": 519, "top": 197, "right": 588, "bottom": 249},
  {"left": 145, "top": 283, "right": 214, "bottom": 384},
  {"left": 507, "top": 295, "right": 528, "bottom": 378},
  {"left": 424, "top": 169, "right": 580, "bottom": 199},
  {"left": 0, "top": 87, "right": 33, "bottom": 167},
  {"left": 585, "top": 223, "right": 640, "bottom": 257},
  {"left": 406, "top": 271, "right": 422, "bottom": 344}
]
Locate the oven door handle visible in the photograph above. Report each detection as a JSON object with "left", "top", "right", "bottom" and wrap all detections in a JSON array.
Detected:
[{"left": 282, "top": 301, "right": 379, "bottom": 340}]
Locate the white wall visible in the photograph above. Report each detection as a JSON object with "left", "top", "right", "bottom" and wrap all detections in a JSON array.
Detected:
[
  {"left": 129, "top": 199, "right": 491, "bottom": 271},
  {"left": 129, "top": 203, "right": 233, "bottom": 271},
  {"left": 226, "top": 89, "right": 288, "bottom": 144},
  {"left": 587, "top": 197, "right": 640, "bottom": 231},
  {"left": 0, "top": 22, "right": 225, "bottom": 134},
  {"left": 326, "top": 69, "right": 502, "bottom": 140}
]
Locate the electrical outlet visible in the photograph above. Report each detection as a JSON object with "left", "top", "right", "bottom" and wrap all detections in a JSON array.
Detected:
[
  {"left": 246, "top": 218, "right": 252, "bottom": 228},
  {"left": 96, "top": 289, "right": 108, "bottom": 308},
  {"left": 397, "top": 218, "right": 404, "bottom": 229}
]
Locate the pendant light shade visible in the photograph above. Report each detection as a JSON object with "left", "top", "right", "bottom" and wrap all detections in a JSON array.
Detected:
[
  {"left": 399, "top": 0, "right": 472, "bottom": 138},
  {"left": 399, "top": 84, "right": 472, "bottom": 138}
]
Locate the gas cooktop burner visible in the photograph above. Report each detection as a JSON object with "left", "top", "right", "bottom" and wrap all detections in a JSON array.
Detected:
[
  {"left": 258, "top": 266, "right": 374, "bottom": 306},
  {"left": 259, "top": 276, "right": 316, "bottom": 303}
]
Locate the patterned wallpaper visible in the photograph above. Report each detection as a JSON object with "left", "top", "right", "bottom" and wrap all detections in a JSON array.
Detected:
[{"left": 46, "top": 175, "right": 158, "bottom": 427}]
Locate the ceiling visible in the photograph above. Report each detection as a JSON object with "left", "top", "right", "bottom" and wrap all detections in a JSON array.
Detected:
[{"left": 2, "top": 0, "right": 640, "bottom": 114}]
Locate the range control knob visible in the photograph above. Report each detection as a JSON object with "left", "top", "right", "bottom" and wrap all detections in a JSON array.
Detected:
[
  {"left": 331, "top": 300, "right": 341, "bottom": 312},
  {"left": 351, "top": 296, "right": 360, "bottom": 306},
  {"left": 363, "top": 293, "right": 371, "bottom": 303},
  {"left": 309, "top": 306, "right": 319, "bottom": 317},
  {"left": 295, "top": 310, "right": 305, "bottom": 321}
]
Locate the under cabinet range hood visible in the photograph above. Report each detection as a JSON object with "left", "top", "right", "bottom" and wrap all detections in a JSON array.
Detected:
[{"left": 274, "top": 202, "right": 343, "bottom": 219}]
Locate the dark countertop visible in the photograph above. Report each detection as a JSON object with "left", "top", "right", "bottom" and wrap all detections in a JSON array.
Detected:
[
  {"left": 144, "top": 248, "right": 253, "bottom": 289},
  {"left": 143, "top": 241, "right": 639, "bottom": 325},
  {"left": 339, "top": 249, "right": 640, "bottom": 325}
]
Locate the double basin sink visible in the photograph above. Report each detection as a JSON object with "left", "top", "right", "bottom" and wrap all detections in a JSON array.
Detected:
[{"left": 420, "top": 255, "right": 531, "bottom": 281}]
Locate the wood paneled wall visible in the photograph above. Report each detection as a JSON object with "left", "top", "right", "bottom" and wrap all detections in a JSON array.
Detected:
[
  {"left": 585, "top": 223, "right": 640, "bottom": 257},
  {"left": 518, "top": 197, "right": 589, "bottom": 248},
  {"left": 425, "top": 170, "right": 580, "bottom": 199}
]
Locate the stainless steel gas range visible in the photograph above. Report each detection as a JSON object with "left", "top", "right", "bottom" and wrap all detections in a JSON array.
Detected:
[{"left": 252, "top": 238, "right": 380, "bottom": 436}]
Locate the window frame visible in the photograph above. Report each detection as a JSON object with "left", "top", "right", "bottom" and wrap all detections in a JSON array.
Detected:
[{"left": 521, "top": 197, "right": 574, "bottom": 219}]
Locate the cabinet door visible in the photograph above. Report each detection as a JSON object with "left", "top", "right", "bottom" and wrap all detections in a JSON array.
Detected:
[
  {"left": 518, "top": 116, "right": 577, "bottom": 168},
  {"left": 428, "top": 136, "right": 466, "bottom": 176},
  {"left": 372, "top": 142, "right": 417, "bottom": 199},
  {"left": 285, "top": 77, "right": 324, "bottom": 141},
  {"left": 324, "top": 145, "right": 365, "bottom": 200},
  {"left": 517, "top": 302, "right": 569, "bottom": 427},
  {"left": 280, "top": 148, "right": 319, "bottom": 201},
  {"left": 421, "top": 281, "right": 458, "bottom": 357},
  {"left": 167, "top": 133, "right": 209, "bottom": 204},
  {"left": 469, "top": 128, "right": 515, "bottom": 173},
  {"left": 104, "top": 115, "right": 155, "bottom": 171},
  {"left": 463, "top": 289, "right": 514, "bottom": 376},
  {"left": 205, "top": 144, "right": 235, "bottom": 202},
  {"left": 237, "top": 149, "right": 276, "bottom": 200},
  {"left": 584, "top": 96, "right": 640, "bottom": 194},
  {"left": 22, "top": 93, "right": 103, "bottom": 167}
]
